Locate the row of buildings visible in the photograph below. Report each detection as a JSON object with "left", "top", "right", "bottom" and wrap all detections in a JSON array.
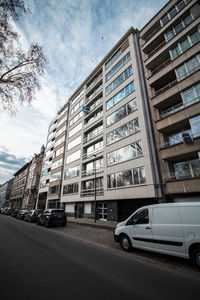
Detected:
[{"left": 1, "top": 0, "right": 200, "bottom": 221}]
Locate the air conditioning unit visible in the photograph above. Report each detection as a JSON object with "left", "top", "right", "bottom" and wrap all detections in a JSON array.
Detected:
[{"left": 182, "top": 132, "right": 193, "bottom": 144}]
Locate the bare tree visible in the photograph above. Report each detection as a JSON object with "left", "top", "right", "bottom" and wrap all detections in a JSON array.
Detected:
[{"left": 0, "top": 0, "right": 47, "bottom": 112}]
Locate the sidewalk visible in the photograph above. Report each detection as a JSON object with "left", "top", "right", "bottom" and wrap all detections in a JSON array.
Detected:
[{"left": 67, "top": 216, "right": 118, "bottom": 231}]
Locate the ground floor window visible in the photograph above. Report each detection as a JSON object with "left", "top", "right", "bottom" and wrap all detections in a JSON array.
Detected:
[{"left": 98, "top": 203, "right": 107, "bottom": 220}]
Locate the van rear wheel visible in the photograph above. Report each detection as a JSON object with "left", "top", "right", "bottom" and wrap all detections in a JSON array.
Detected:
[
  {"left": 120, "top": 235, "right": 132, "bottom": 251},
  {"left": 191, "top": 247, "right": 200, "bottom": 269}
]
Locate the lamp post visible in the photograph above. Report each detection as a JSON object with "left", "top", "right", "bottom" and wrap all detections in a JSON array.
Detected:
[{"left": 93, "top": 154, "right": 97, "bottom": 223}]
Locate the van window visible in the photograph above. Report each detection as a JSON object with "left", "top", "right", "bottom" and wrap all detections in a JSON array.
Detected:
[
  {"left": 180, "top": 207, "right": 200, "bottom": 225},
  {"left": 153, "top": 207, "right": 180, "bottom": 224},
  {"left": 127, "top": 209, "right": 149, "bottom": 225}
]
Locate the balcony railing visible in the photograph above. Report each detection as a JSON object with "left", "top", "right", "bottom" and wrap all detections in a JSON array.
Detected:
[
  {"left": 88, "top": 97, "right": 103, "bottom": 114},
  {"left": 146, "top": 40, "right": 166, "bottom": 59},
  {"left": 154, "top": 79, "right": 177, "bottom": 97},
  {"left": 164, "top": 165, "right": 200, "bottom": 182},
  {"left": 158, "top": 130, "right": 200, "bottom": 149},
  {"left": 81, "top": 187, "right": 104, "bottom": 197},
  {"left": 85, "top": 85, "right": 103, "bottom": 103},
  {"left": 84, "top": 112, "right": 103, "bottom": 128},
  {"left": 160, "top": 96, "right": 200, "bottom": 119},
  {"left": 82, "top": 166, "right": 104, "bottom": 177},
  {"left": 150, "top": 58, "right": 171, "bottom": 77},
  {"left": 86, "top": 74, "right": 102, "bottom": 92},
  {"left": 82, "top": 147, "right": 103, "bottom": 160},
  {"left": 83, "top": 128, "right": 103, "bottom": 144}
]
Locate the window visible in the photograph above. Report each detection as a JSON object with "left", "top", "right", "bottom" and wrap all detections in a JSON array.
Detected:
[
  {"left": 84, "top": 124, "right": 103, "bottom": 143},
  {"left": 55, "top": 125, "right": 66, "bottom": 137},
  {"left": 49, "top": 185, "right": 60, "bottom": 195},
  {"left": 106, "top": 52, "right": 131, "bottom": 82},
  {"left": 108, "top": 166, "right": 146, "bottom": 189},
  {"left": 189, "top": 115, "right": 200, "bottom": 137},
  {"left": 175, "top": 54, "right": 200, "bottom": 81},
  {"left": 85, "top": 109, "right": 103, "bottom": 126},
  {"left": 106, "top": 98, "right": 137, "bottom": 126},
  {"left": 54, "top": 146, "right": 64, "bottom": 158},
  {"left": 164, "top": 14, "right": 193, "bottom": 42},
  {"left": 68, "top": 135, "right": 81, "bottom": 151},
  {"left": 69, "top": 111, "right": 83, "bottom": 127},
  {"left": 71, "top": 98, "right": 84, "bottom": 116},
  {"left": 54, "top": 135, "right": 65, "bottom": 147},
  {"left": 173, "top": 159, "right": 200, "bottom": 180},
  {"left": 160, "top": 0, "right": 187, "bottom": 27},
  {"left": 84, "top": 140, "right": 103, "bottom": 158},
  {"left": 63, "top": 183, "right": 79, "bottom": 195},
  {"left": 167, "top": 129, "right": 192, "bottom": 146},
  {"left": 51, "top": 158, "right": 63, "bottom": 170},
  {"left": 68, "top": 122, "right": 83, "bottom": 138},
  {"left": 107, "top": 118, "right": 139, "bottom": 145},
  {"left": 83, "top": 158, "right": 103, "bottom": 176},
  {"left": 106, "top": 81, "right": 135, "bottom": 110},
  {"left": 57, "top": 115, "right": 67, "bottom": 128},
  {"left": 64, "top": 165, "right": 80, "bottom": 179},
  {"left": 71, "top": 89, "right": 84, "bottom": 106},
  {"left": 105, "top": 65, "right": 133, "bottom": 95},
  {"left": 181, "top": 82, "right": 200, "bottom": 105},
  {"left": 105, "top": 48, "right": 122, "bottom": 70},
  {"left": 127, "top": 209, "right": 149, "bottom": 225},
  {"left": 66, "top": 150, "right": 81, "bottom": 164},
  {"left": 107, "top": 141, "right": 142, "bottom": 166},
  {"left": 50, "top": 172, "right": 61, "bottom": 182}
]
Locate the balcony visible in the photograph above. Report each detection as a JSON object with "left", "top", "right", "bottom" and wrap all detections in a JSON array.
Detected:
[
  {"left": 80, "top": 187, "right": 104, "bottom": 197},
  {"left": 82, "top": 147, "right": 103, "bottom": 160},
  {"left": 86, "top": 73, "right": 102, "bottom": 92},
  {"left": 84, "top": 111, "right": 103, "bottom": 128},
  {"left": 83, "top": 128, "right": 103, "bottom": 144},
  {"left": 154, "top": 79, "right": 177, "bottom": 97},
  {"left": 85, "top": 85, "right": 103, "bottom": 104},
  {"left": 164, "top": 159, "right": 200, "bottom": 182},
  {"left": 82, "top": 166, "right": 104, "bottom": 177},
  {"left": 87, "top": 97, "right": 103, "bottom": 115}
]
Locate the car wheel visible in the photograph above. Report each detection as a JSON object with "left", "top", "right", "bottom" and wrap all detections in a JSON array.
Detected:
[
  {"left": 37, "top": 219, "right": 40, "bottom": 225},
  {"left": 120, "top": 235, "right": 132, "bottom": 251},
  {"left": 45, "top": 220, "right": 50, "bottom": 228},
  {"left": 191, "top": 247, "right": 200, "bottom": 269}
]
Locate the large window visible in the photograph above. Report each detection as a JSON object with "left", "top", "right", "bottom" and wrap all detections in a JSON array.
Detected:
[
  {"left": 54, "top": 135, "right": 65, "bottom": 147},
  {"left": 106, "top": 52, "right": 131, "bottom": 82},
  {"left": 83, "top": 158, "right": 103, "bottom": 176},
  {"left": 189, "top": 115, "right": 200, "bottom": 138},
  {"left": 69, "top": 111, "right": 83, "bottom": 127},
  {"left": 54, "top": 146, "right": 64, "bottom": 158},
  {"left": 170, "top": 30, "right": 200, "bottom": 60},
  {"left": 64, "top": 165, "right": 80, "bottom": 179},
  {"left": 107, "top": 118, "right": 139, "bottom": 145},
  {"left": 51, "top": 158, "right": 63, "bottom": 170},
  {"left": 84, "top": 140, "right": 103, "bottom": 158},
  {"left": 63, "top": 183, "right": 79, "bottom": 195},
  {"left": 68, "top": 135, "right": 81, "bottom": 151},
  {"left": 175, "top": 54, "right": 200, "bottom": 81},
  {"left": 173, "top": 159, "right": 200, "bottom": 180},
  {"left": 71, "top": 98, "right": 84, "bottom": 116},
  {"left": 105, "top": 48, "right": 122, "bottom": 70},
  {"left": 160, "top": 0, "right": 187, "bottom": 27},
  {"left": 50, "top": 172, "right": 61, "bottom": 182},
  {"left": 108, "top": 167, "right": 146, "bottom": 189},
  {"left": 68, "top": 122, "right": 83, "bottom": 138},
  {"left": 71, "top": 89, "right": 84, "bottom": 106},
  {"left": 84, "top": 124, "right": 103, "bottom": 143},
  {"left": 164, "top": 14, "right": 193, "bottom": 42},
  {"left": 49, "top": 185, "right": 60, "bottom": 195},
  {"left": 57, "top": 115, "right": 67, "bottom": 128},
  {"left": 181, "top": 82, "right": 200, "bottom": 105},
  {"left": 66, "top": 149, "right": 81, "bottom": 164},
  {"left": 107, "top": 141, "right": 142, "bottom": 166},
  {"left": 106, "top": 81, "right": 135, "bottom": 110},
  {"left": 85, "top": 109, "right": 103, "bottom": 126},
  {"left": 107, "top": 98, "right": 137, "bottom": 126},
  {"left": 55, "top": 125, "right": 66, "bottom": 138},
  {"left": 105, "top": 65, "right": 133, "bottom": 96}
]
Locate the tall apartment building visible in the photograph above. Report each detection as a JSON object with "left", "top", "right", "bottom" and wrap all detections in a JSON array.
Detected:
[
  {"left": 37, "top": 104, "right": 69, "bottom": 209},
  {"left": 140, "top": 0, "right": 200, "bottom": 201},
  {"left": 38, "top": 27, "right": 163, "bottom": 221},
  {"left": 10, "top": 163, "right": 30, "bottom": 208}
]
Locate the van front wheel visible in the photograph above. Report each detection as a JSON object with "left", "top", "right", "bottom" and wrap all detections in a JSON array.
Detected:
[
  {"left": 120, "top": 235, "right": 132, "bottom": 251},
  {"left": 191, "top": 247, "right": 200, "bottom": 269}
]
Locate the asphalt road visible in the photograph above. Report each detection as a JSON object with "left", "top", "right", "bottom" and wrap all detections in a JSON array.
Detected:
[{"left": 0, "top": 215, "right": 199, "bottom": 300}]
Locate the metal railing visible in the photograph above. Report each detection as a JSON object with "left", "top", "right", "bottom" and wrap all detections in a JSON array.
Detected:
[
  {"left": 160, "top": 96, "right": 200, "bottom": 119},
  {"left": 83, "top": 128, "right": 103, "bottom": 144},
  {"left": 81, "top": 187, "right": 104, "bottom": 197},
  {"left": 82, "top": 147, "right": 103, "bottom": 160},
  {"left": 154, "top": 79, "right": 177, "bottom": 97},
  {"left": 82, "top": 166, "right": 104, "bottom": 177},
  {"left": 150, "top": 58, "right": 171, "bottom": 76},
  {"left": 88, "top": 97, "right": 103, "bottom": 114},
  {"left": 84, "top": 112, "right": 103, "bottom": 128},
  {"left": 86, "top": 74, "right": 102, "bottom": 92},
  {"left": 85, "top": 85, "right": 103, "bottom": 103},
  {"left": 163, "top": 166, "right": 200, "bottom": 182}
]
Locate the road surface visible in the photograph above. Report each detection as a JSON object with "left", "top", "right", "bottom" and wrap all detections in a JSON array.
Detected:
[{"left": 0, "top": 215, "right": 199, "bottom": 300}]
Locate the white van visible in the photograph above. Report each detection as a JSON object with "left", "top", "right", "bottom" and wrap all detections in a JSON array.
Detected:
[{"left": 114, "top": 202, "right": 200, "bottom": 268}]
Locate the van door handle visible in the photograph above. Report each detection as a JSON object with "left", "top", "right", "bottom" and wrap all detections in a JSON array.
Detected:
[{"left": 145, "top": 225, "right": 151, "bottom": 230}]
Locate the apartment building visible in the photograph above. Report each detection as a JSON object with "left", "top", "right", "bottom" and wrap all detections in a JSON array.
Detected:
[
  {"left": 37, "top": 104, "right": 69, "bottom": 209},
  {"left": 140, "top": 0, "right": 200, "bottom": 201},
  {"left": 10, "top": 163, "right": 30, "bottom": 208},
  {"left": 0, "top": 179, "right": 13, "bottom": 207},
  {"left": 22, "top": 146, "right": 45, "bottom": 209}
]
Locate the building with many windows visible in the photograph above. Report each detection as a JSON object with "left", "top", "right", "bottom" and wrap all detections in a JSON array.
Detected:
[
  {"left": 0, "top": 179, "right": 13, "bottom": 207},
  {"left": 140, "top": 0, "right": 200, "bottom": 201}
]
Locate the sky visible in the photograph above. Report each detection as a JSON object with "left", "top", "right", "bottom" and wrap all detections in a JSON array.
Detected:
[{"left": 0, "top": 0, "right": 168, "bottom": 184}]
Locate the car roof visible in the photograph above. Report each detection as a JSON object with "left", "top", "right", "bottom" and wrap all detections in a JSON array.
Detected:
[{"left": 138, "top": 202, "right": 200, "bottom": 210}]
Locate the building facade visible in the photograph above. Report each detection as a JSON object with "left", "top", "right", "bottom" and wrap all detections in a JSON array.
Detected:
[
  {"left": 22, "top": 146, "right": 45, "bottom": 209},
  {"left": 0, "top": 179, "right": 13, "bottom": 207},
  {"left": 140, "top": 0, "right": 200, "bottom": 202}
]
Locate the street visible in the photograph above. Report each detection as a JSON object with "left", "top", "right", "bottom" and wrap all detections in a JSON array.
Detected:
[{"left": 0, "top": 215, "right": 199, "bottom": 300}]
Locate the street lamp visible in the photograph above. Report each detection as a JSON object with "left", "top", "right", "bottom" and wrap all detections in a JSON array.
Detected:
[{"left": 93, "top": 154, "right": 97, "bottom": 223}]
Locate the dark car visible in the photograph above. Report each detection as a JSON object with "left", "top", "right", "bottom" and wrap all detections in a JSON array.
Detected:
[
  {"left": 24, "top": 209, "right": 44, "bottom": 223},
  {"left": 16, "top": 209, "right": 30, "bottom": 220},
  {"left": 11, "top": 208, "right": 20, "bottom": 218},
  {"left": 37, "top": 209, "right": 66, "bottom": 228},
  {"left": 5, "top": 208, "right": 13, "bottom": 215}
]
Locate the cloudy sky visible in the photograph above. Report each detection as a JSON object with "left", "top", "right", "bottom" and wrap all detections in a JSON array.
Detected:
[{"left": 0, "top": 0, "right": 167, "bottom": 184}]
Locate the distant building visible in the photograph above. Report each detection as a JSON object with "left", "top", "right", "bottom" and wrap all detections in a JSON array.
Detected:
[{"left": 0, "top": 179, "right": 13, "bottom": 207}]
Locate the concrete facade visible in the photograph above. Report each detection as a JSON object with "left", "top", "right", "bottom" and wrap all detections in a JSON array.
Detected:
[{"left": 0, "top": 179, "right": 13, "bottom": 207}]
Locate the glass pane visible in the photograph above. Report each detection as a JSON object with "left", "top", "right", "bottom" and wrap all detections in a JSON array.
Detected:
[
  {"left": 186, "top": 56, "right": 199, "bottom": 74},
  {"left": 190, "top": 31, "right": 200, "bottom": 45},
  {"left": 171, "top": 46, "right": 181, "bottom": 59},
  {"left": 180, "top": 38, "right": 190, "bottom": 52},
  {"left": 176, "top": 65, "right": 187, "bottom": 81},
  {"left": 181, "top": 87, "right": 195, "bottom": 104}
]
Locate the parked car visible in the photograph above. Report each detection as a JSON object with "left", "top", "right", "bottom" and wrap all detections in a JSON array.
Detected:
[
  {"left": 114, "top": 202, "right": 200, "bottom": 268},
  {"left": 24, "top": 209, "right": 44, "bottom": 223},
  {"left": 5, "top": 208, "right": 13, "bottom": 215},
  {"left": 37, "top": 209, "right": 66, "bottom": 227},
  {"left": 1, "top": 207, "right": 9, "bottom": 214},
  {"left": 11, "top": 208, "right": 20, "bottom": 218},
  {"left": 16, "top": 209, "right": 30, "bottom": 220}
]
